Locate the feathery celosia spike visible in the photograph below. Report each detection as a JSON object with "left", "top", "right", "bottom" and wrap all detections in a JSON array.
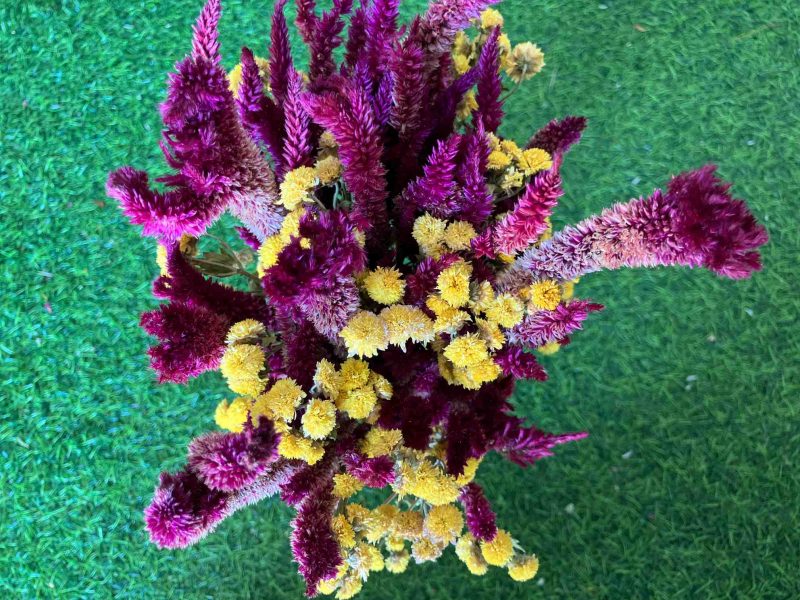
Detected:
[
  {"left": 492, "top": 167, "right": 563, "bottom": 255},
  {"left": 140, "top": 301, "right": 229, "bottom": 384},
  {"left": 306, "top": 0, "right": 354, "bottom": 82},
  {"left": 456, "top": 123, "right": 494, "bottom": 224},
  {"left": 373, "top": 71, "right": 394, "bottom": 126},
  {"left": 388, "top": 32, "right": 428, "bottom": 140},
  {"left": 187, "top": 420, "right": 279, "bottom": 492},
  {"left": 282, "top": 70, "right": 314, "bottom": 171},
  {"left": 503, "top": 166, "right": 768, "bottom": 288},
  {"left": 295, "top": 0, "right": 319, "bottom": 43},
  {"left": 508, "top": 300, "right": 603, "bottom": 348},
  {"left": 269, "top": 0, "right": 293, "bottom": 107},
  {"left": 303, "top": 87, "right": 389, "bottom": 236},
  {"left": 238, "top": 47, "right": 286, "bottom": 176},
  {"left": 146, "top": 461, "right": 296, "bottom": 549},
  {"left": 290, "top": 484, "right": 342, "bottom": 596},
  {"left": 459, "top": 482, "right": 498, "bottom": 541},
  {"left": 527, "top": 115, "right": 588, "bottom": 156},
  {"left": 106, "top": 168, "right": 218, "bottom": 241},
  {"left": 473, "top": 28, "right": 503, "bottom": 133},
  {"left": 155, "top": 245, "right": 276, "bottom": 327},
  {"left": 344, "top": 452, "right": 397, "bottom": 487},
  {"left": 280, "top": 458, "right": 334, "bottom": 507},
  {"left": 429, "top": 58, "right": 482, "bottom": 142},
  {"left": 445, "top": 407, "right": 485, "bottom": 475},
  {"left": 365, "top": 0, "right": 400, "bottom": 83},
  {"left": 399, "top": 134, "right": 462, "bottom": 226},
  {"left": 343, "top": 1, "right": 369, "bottom": 71},
  {"left": 493, "top": 346, "right": 548, "bottom": 381},
  {"left": 493, "top": 421, "right": 588, "bottom": 467},
  {"left": 191, "top": 0, "right": 222, "bottom": 64},
  {"left": 279, "top": 320, "right": 333, "bottom": 389}
]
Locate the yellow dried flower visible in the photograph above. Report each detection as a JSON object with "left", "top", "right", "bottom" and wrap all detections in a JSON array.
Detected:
[
  {"left": 518, "top": 147, "right": 553, "bottom": 176},
  {"left": 537, "top": 341, "right": 561, "bottom": 355},
  {"left": 480, "top": 529, "right": 514, "bottom": 566},
  {"left": 505, "top": 42, "right": 545, "bottom": 84},
  {"left": 301, "top": 398, "right": 337, "bottom": 439},
  {"left": 500, "top": 139, "right": 523, "bottom": 161},
  {"left": 455, "top": 457, "right": 482, "bottom": 486},
  {"left": 333, "top": 473, "right": 364, "bottom": 499},
  {"left": 156, "top": 243, "right": 169, "bottom": 276},
  {"left": 393, "top": 511, "right": 424, "bottom": 539},
  {"left": 470, "top": 280, "right": 496, "bottom": 314},
  {"left": 385, "top": 550, "right": 411, "bottom": 574},
  {"left": 385, "top": 536, "right": 406, "bottom": 552},
  {"left": 362, "top": 267, "right": 406, "bottom": 305},
  {"left": 340, "top": 358, "right": 371, "bottom": 391},
  {"left": 487, "top": 149, "right": 512, "bottom": 171},
  {"left": 443, "top": 221, "right": 477, "bottom": 252},
  {"left": 479, "top": 8, "right": 504, "bottom": 29},
  {"left": 226, "top": 319, "right": 266, "bottom": 345},
  {"left": 412, "top": 213, "right": 447, "bottom": 257},
  {"left": 337, "top": 386, "right": 378, "bottom": 420},
  {"left": 339, "top": 311, "right": 389, "bottom": 358},
  {"left": 424, "top": 504, "right": 464, "bottom": 544},
  {"left": 380, "top": 304, "right": 435, "bottom": 348},
  {"left": 475, "top": 318, "right": 506, "bottom": 351},
  {"left": 444, "top": 334, "right": 490, "bottom": 368},
  {"left": 214, "top": 397, "right": 250, "bottom": 432},
  {"left": 397, "top": 461, "right": 461, "bottom": 506},
  {"left": 360, "top": 427, "right": 403, "bottom": 457},
  {"left": 220, "top": 344, "right": 264, "bottom": 381},
  {"left": 279, "top": 166, "right": 317, "bottom": 210},
  {"left": 437, "top": 260, "right": 472, "bottom": 307},
  {"left": 455, "top": 533, "right": 489, "bottom": 575},
  {"left": 508, "top": 554, "right": 540, "bottom": 582},
  {"left": 277, "top": 432, "right": 325, "bottom": 464},
  {"left": 457, "top": 89, "right": 479, "bottom": 121},
  {"left": 335, "top": 574, "right": 362, "bottom": 600},
  {"left": 319, "top": 130, "right": 337, "bottom": 149},
  {"left": 561, "top": 279, "right": 576, "bottom": 300},
  {"left": 332, "top": 514, "right": 356, "bottom": 549},
  {"left": 253, "top": 377, "right": 306, "bottom": 422},
  {"left": 529, "top": 279, "right": 562, "bottom": 311},
  {"left": 315, "top": 155, "right": 342, "bottom": 184},
  {"left": 499, "top": 168, "right": 525, "bottom": 191},
  {"left": 453, "top": 357, "right": 503, "bottom": 390},
  {"left": 257, "top": 234, "right": 286, "bottom": 275},
  {"left": 484, "top": 292, "right": 525, "bottom": 328},
  {"left": 453, "top": 53, "right": 471, "bottom": 75},
  {"left": 368, "top": 371, "right": 393, "bottom": 400},
  {"left": 426, "top": 294, "right": 471, "bottom": 333},
  {"left": 314, "top": 358, "right": 342, "bottom": 399}
]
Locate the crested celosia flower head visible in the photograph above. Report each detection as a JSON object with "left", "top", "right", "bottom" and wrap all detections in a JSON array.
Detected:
[{"left": 113, "top": 0, "right": 766, "bottom": 596}]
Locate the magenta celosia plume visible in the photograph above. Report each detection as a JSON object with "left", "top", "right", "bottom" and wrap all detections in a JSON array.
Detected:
[{"left": 111, "top": 0, "right": 766, "bottom": 595}]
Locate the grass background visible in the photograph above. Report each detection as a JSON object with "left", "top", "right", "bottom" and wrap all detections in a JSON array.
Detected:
[{"left": 2, "top": 0, "right": 799, "bottom": 597}]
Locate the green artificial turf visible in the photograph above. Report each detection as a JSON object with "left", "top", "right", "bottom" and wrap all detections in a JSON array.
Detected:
[{"left": 1, "top": 0, "right": 799, "bottom": 598}]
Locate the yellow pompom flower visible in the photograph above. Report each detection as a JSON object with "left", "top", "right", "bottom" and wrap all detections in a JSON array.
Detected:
[
  {"left": 337, "top": 386, "right": 378, "bottom": 420},
  {"left": 301, "top": 398, "right": 337, "bottom": 439},
  {"left": 454, "top": 30, "right": 472, "bottom": 56},
  {"left": 529, "top": 280, "right": 562, "bottom": 311},
  {"left": 368, "top": 372, "right": 393, "bottom": 400},
  {"left": 426, "top": 294, "right": 471, "bottom": 333},
  {"left": 362, "top": 267, "right": 406, "bottom": 305},
  {"left": 411, "top": 538, "right": 445, "bottom": 563},
  {"left": 397, "top": 461, "right": 461, "bottom": 506},
  {"left": 500, "top": 139, "right": 523, "bottom": 161},
  {"left": 479, "top": 8, "right": 504, "bottom": 29},
  {"left": 499, "top": 168, "right": 525, "bottom": 192},
  {"left": 444, "top": 334, "right": 490, "bottom": 368},
  {"left": 455, "top": 534, "right": 489, "bottom": 575},
  {"left": 380, "top": 304, "right": 435, "bottom": 348},
  {"left": 365, "top": 544, "right": 385, "bottom": 572},
  {"left": 214, "top": 398, "right": 251, "bottom": 432},
  {"left": 484, "top": 293, "right": 525, "bottom": 328},
  {"left": 220, "top": 344, "right": 264, "bottom": 381},
  {"left": 385, "top": 536, "right": 405, "bottom": 552},
  {"left": 277, "top": 432, "right": 325, "bottom": 464},
  {"left": 412, "top": 213, "right": 448, "bottom": 257},
  {"left": 360, "top": 427, "right": 403, "bottom": 458},
  {"left": 475, "top": 318, "right": 506, "bottom": 351},
  {"left": 314, "top": 358, "right": 342, "bottom": 399},
  {"left": 340, "top": 358, "right": 371, "bottom": 391},
  {"left": 424, "top": 504, "right": 464, "bottom": 544},
  {"left": 319, "top": 130, "right": 337, "bottom": 149},
  {"left": 480, "top": 529, "right": 514, "bottom": 566},
  {"left": 335, "top": 574, "right": 363, "bottom": 600},
  {"left": 454, "top": 357, "right": 503, "bottom": 390},
  {"left": 257, "top": 235, "right": 286, "bottom": 275},
  {"left": 452, "top": 53, "right": 471, "bottom": 75},
  {"left": 455, "top": 457, "right": 482, "bottom": 486},
  {"left": 332, "top": 514, "right": 357, "bottom": 549},
  {"left": 254, "top": 378, "right": 306, "bottom": 422},
  {"left": 315, "top": 155, "right": 342, "bottom": 184},
  {"left": 470, "top": 280, "right": 496, "bottom": 314},
  {"left": 505, "top": 42, "right": 545, "bottom": 84},
  {"left": 226, "top": 319, "right": 266, "bottom": 345},
  {"left": 457, "top": 89, "right": 479, "bottom": 121},
  {"left": 487, "top": 149, "right": 512, "bottom": 171},
  {"left": 518, "top": 147, "right": 553, "bottom": 176},
  {"left": 385, "top": 550, "right": 411, "bottom": 574},
  {"left": 392, "top": 511, "right": 424, "bottom": 539},
  {"left": 508, "top": 554, "right": 540, "bottom": 582},
  {"left": 279, "top": 166, "right": 317, "bottom": 210},
  {"left": 437, "top": 260, "right": 472, "bottom": 307},
  {"left": 339, "top": 311, "right": 389, "bottom": 358},
  {"left": 443, "top": 221, "right": 477, "bottom": 252},
  {"left": 537, "top": 341, "right": 561, "bottom": 355},
  {"left": 333, "top": 473, "right": 364, "bottom": 499}
]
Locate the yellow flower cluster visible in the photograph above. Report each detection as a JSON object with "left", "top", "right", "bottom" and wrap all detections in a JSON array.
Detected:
[
  {"left": 486, "top": 134, "right": 553, "bottom": 194},
  {"left": 412, "top": 214, "right": 476, "bottom": 258},
  {"left": 453, "top": 529, "right": 539, "bottom": 582},
  {"left": 257, "top": 207, "right": 308, "bottom": 276},
  {"left": 340, "top": 304, "right": 438, "bottom": 358},
  {"left": 312, "top": 358, "right": 391, "bottom": 421},
  {"left": 361, "top": 267, "right": 405, "bottom": 305},
  {"left": 279, "top": 166, "right": 318, "bottom": 210},
  {"left": 219, "top": 330, "right": 267, "bottom": 396}
]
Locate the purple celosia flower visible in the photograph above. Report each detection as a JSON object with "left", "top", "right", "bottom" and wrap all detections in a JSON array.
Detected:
[
  {"left": 455, "top": 123, "right": 494, "bottom": 224},
  {"left": 187, "top": 420, "right": 279, "bottom": 491},
  {"left": 493, "top": 346, "right": 548, "bottom": 381},
  {"left": 508, "top": 300, "right": 604, "bottom": 348},
  {"left": 527, "top": 115, "right": 588, "bottom": 156},
  {"left": 289, "top": 484, "right": 342, "bottom": 596},
  {"left": 344, "top": 452, "right": 397, "bottom": 487},
  {"left": 459, "top": 482, "right": 498, "bottom": 541},
  {"left": 493, "top": 420, "right": 589, "bottom": 467},
  {"left": 504, "top": 166, "right": 768, "bottom": 289},
  {"left": 473, "top": 28, "right": 503, "bottom": 133},
  {"left": 139, "top": 301, "right": 229, "bottom": 384}
]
